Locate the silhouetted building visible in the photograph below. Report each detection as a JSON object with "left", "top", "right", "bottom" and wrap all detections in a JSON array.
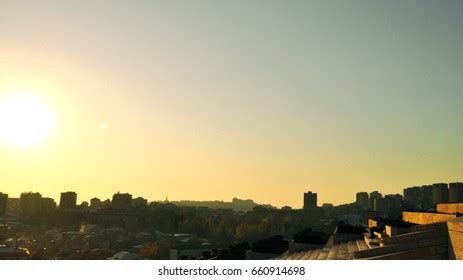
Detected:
[
  {"left": 19, "top": 192, "right": 42, "bottom": 220},
  {"left": 432, "top": 183, "right": 449, "bottom": 205},
  {"left": 79, "top": 201, "right": 89, "bottom": 208},
  {"left": 374, "top": 198, "right": 386, "bottom": 214},
  {"left": 356, "top": 192, "right": 369, "bottom": 209},
  {"left": 385, "top": 194, "right": 403, "bottom": 208},
  {"left": 379, "top": 194, "right": 404, "bottom": 217},
  {"left": 404, "top": 185, "right": 437, "bottom": 211},
  {"left": 369, "top": 191, "right": 382, "bottom": 210},
  {"left": 0, "top": 192, "right": 7, "bottom": 216},
  {"left": 112, "top": 192, "right": 132, "bottom": 209},
  {"left": 403, "top": 186, "right": 420, "bottom": 210},
  {"left": 416, "top": 185, "right": 434, "bottom": 210},
  {"left": 101, "top": 199, "right": 111, "bottom": 208},
  {"left": 90, "top": 197, "right": 102, "bottom": 208},
  {"left": 5, "top": 198, "right": 19, "bottom": 216},
  {"left": 59, "top": 192, "right": 77, "bottom": 210},
  {"left": 421, "top": 185, "right": 434, "bottom": 209},
  {"left": 449, "top": 182, "right": 463, "bottom": 203},
  {"left": 132, "top": 197, "right": 148, "bottom": 208},
  {"left": 303, "top": 191, "right": 317, "bottom": 210},
  {"left": 41, "top": 197, "right": 57, "bottom": 214}
]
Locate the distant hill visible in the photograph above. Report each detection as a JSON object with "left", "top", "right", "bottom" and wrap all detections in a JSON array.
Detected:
[{"left": 164, "top": 198, "right": 276, "bottom": 212}]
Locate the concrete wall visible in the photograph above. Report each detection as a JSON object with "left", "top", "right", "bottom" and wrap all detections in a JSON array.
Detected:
[
  {"left": 385, "top": 225, "right": 411, "bottom": 237},
  {"left": 333, "top": 232, "right": 364, "bottom": 244},
  {"left": 437, "top": 203, "right": 463, "bottom": 214},
  {"left": 287, "top": 242, "right": 323, "bottom": 253},
  {"left": 356, "top": 228, "right": 448, "bottom": 259},
  {"left": 410, "top": 221, "right": 448, "bottom": 232},
  {"left": 447, "top": 217, "right": 463, "bottom": 260},
  {"left": 402, "top": 212, "right": 456, "bottom": 225},
  {"left": 364, "top": 245, "right": 447, "bottom": 260}
]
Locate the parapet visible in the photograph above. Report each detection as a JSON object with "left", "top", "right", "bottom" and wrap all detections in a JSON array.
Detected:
[
  {"left": 437, "top": 203, "right": 463, "bottom": 215},
  {"left": 402, "top": 211, "right": 457, "bottom": 225}
]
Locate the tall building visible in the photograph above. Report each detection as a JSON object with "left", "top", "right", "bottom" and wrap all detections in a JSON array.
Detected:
[
  {"left": 59, "top": 192, "right": 77, "bottom": 210},
  {"left": 41, "top": 197, "right": 57, "bottom": 214},
  {"left": 356, "top": 192, "right": 369, "bottom": 209},
  {"left": 369, "top": 191, "right": 382, "bottom": 210},
  {"left": 112, "top": 192, "right": 132, "bottom": 209},
  {"left": 384, "top": 194, "right": 403, "bottom": 212},
  {"left": 404, "top": 184, "right": 442, "bottom": 211},
  {"left": 373, "top": 198, "right": 386, "bottom": 214},
  {"left": 303, "top": 191, "right": 317, "bottom": 210},
  {"left": 0, "top": 192, "right": 8, "bottom": 216},
  {"left": 449, "top": 182, "right": 463, "bottom": 203},
  {"left": 432, "top": 183, "right": 449, "bottom": 205},
  {"left": 19, "top": 192, "right": 42, "bottom": 220},
  {"left": 403, "top": 186, "right": 421, "bottom": 210},
  {"left": 6, "top": 198, "right": 20, "bottom": 216},
  {"left": 373, "top": 194, "right": 403, "bottom": 215},
  {"left": 421, "top": 185, "right": 434, "bottom": 210}
]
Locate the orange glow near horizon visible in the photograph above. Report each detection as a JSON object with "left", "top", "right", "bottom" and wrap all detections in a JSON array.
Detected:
[{"left": 1, "top": 2, "right": 463, "bottom": 208}]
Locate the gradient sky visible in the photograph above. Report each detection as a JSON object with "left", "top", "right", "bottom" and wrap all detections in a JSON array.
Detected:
[{"left": 0, "top": 0, "right": 462, "bottom": 207}]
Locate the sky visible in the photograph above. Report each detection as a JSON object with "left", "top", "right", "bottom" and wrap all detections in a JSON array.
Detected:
[{"left": 0, "top": 0, "right": 462, "bottom": 207}]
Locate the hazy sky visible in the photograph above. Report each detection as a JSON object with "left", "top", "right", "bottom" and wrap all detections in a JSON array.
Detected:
[{"left": 1, "top": 0, "right": 462, "bottom": 207}]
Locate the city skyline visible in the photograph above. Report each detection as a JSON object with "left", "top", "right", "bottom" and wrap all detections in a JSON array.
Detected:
[
  {"left": 2, "top": 180, "right": 463, "bottom": 261},
  {"left": 2, "top": 180, "right": 463, "bottom": 209},
  {"left": 1, "top": 1, "right": 463, "bottom": 207}
]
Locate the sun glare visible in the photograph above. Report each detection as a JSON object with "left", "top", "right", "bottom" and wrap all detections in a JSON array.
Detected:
[{"left": 0, "top": 93, "right": 55, "bottom": 149}]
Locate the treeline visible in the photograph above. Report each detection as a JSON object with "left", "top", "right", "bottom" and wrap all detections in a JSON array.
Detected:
[
  {"left": 165, "top": 197, "right": 275, "bottom": 212},
  {"left": 176, "top": 207, "right": 330, "bottom": 244}
]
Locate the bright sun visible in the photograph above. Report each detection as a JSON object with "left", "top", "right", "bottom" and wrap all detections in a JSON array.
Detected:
[{"left": 0, "top": 93, "right": 55, "bottom": 149}]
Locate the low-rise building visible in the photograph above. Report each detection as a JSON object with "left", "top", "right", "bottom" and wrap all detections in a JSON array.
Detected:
[
  {"left": 132, "top": 197, "right": 148, "bottom": 208},
  {"left": 112, "top": 193, "right": 132, "bottom": 209}
]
